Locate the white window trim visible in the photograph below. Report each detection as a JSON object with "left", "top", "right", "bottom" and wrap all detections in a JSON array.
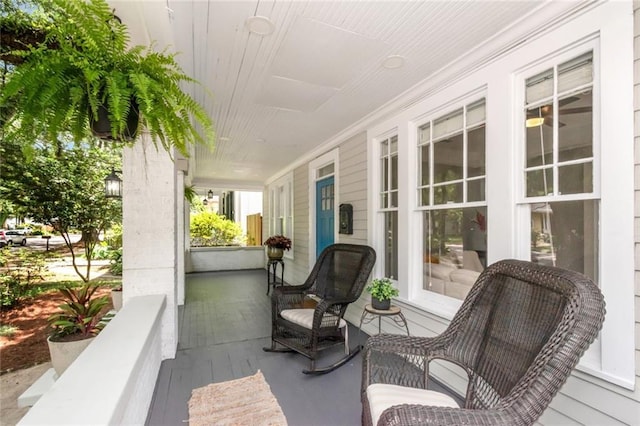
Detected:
[
  {"left": 514, "top": 37, "right": 635, "bottom": 389},
  {"left": 308, "top": 148, "right": 339, "bottom": 267}
]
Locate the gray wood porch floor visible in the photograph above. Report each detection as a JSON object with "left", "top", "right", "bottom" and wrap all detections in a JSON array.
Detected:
[{"left": 145, "top": 269, "right": 456, "bottom": 426}]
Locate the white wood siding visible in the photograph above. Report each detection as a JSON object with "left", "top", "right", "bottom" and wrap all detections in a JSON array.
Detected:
[{"left": 291, "top": 165, "right": 310, "bottom": 284}]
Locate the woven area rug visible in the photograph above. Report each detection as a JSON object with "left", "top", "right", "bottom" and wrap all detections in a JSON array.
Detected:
[{"left": 188, "top": 370, "right": 288, "bottom": 426}]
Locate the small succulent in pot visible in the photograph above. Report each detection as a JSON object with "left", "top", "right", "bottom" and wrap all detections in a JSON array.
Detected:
[{"left": 366, "top": 277, "right": 399, "bottom": 310}]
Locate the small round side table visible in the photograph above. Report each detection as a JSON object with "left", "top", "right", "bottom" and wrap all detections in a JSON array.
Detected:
[{"left": 358, "top": 304, "right": 410, "bottom": 336}]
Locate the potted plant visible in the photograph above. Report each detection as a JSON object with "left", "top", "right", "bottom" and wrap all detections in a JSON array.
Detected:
[
  {"left": 366, "top": 277, "right": 399, "bottom": 310},
  {"left": 264, "top": 235, "right": 292, "bottom": 260},
  {"left": 1, "top": 0, "right": 214, "bottom": 155},
  {"left": 47, "top": 284, "right": 110, "bottom": 376}
]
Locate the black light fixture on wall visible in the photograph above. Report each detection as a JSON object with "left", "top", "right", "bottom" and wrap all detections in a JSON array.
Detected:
[
  {"left": 207, "top": 190, "right": 214, "bottom": 200},
  {"left": 104, "top": 169, "right": 123, "bottom": 198},
  {"left": 202, "top": 198, "right": 209, "bottom": 206}
]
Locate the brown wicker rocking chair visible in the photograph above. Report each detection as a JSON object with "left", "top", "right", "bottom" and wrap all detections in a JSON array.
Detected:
[
  {"left": 362, "top": 259, "right": 605, "bottom": 426},
  {"left": 264, "top": 243, "right": 376, "bottom": 374}
]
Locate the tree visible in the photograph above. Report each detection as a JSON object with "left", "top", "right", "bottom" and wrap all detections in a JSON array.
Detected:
[{"left": 0, "top": 136, "right": 121, "bottom": 282}]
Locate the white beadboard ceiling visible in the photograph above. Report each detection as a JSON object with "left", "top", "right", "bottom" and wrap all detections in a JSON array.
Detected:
[{"left": 108, "top": 0, "right": 585, "bottom": 193}]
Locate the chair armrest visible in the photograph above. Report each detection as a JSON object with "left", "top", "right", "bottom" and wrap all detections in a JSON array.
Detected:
[
  {"left": 377, "top": 405, "right": 515, "bottom": 426},
  {"left": 362, "top": 334, "right": 452, "bottom": 396},
  {"left": 309, "top": 298, "right": 353, "bottom": 330}
]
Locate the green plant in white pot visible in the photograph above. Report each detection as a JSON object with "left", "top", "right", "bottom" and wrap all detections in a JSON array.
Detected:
[
  {"left": 47, "top": 284, "right": 110, "bottom": 376},
  {"left": 366, "top": 277, "right": 399, "bottom": 311}
]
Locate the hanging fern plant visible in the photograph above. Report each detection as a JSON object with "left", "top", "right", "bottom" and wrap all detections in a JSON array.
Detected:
[{"left": 0, "top": 0, "right": 214, "bottom": 156}]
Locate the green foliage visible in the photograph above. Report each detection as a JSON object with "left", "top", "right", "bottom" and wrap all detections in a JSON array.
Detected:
[
  {"left": 108, "top": 247, "right": 122, "bottom": 276},
  {"left": 47, "top": 283, "right": 109, "bottom": 340},
  {"left": 1, "top": 0, "right": 214, "bottom": 155},
  {"left": 190, "top": 211, "right": 245, "bottom": 247},
  {"left": 0, "top": 138, "right": 122, "bottom": 282},
  {"left": 104, "top": 224, "right": 123, "bottom": 250},
  {"left": 0, "top": 247, "right": 47, "bottom": 309},
  {"left": 366, "top": 277, "right": 399, "bottom": 301}
]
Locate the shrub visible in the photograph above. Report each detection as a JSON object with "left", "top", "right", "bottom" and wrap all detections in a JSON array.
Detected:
[
  {"left": 104, "top": 224, "right": 123, "bottom": 250},
  {"left": 0, "top": 248, "right": 47, "bottom": 309},
  {"left": 108, "top": 247, "right": 122, "bottom": 276},
  {"left": 190, "top": 212, "right": 246, "bottom": 246}
]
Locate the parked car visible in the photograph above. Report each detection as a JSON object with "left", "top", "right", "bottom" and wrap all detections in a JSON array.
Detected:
[
  {"left": 3, "top": 230, "right": 28, "bottom": 246},
  {"left": 0, "top": 230, "right": 6, "bottom": 247}
]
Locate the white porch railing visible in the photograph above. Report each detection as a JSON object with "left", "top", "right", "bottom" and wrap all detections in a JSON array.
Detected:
[{"left": 18, "top": 295, "right": 166, "bottom": 425}]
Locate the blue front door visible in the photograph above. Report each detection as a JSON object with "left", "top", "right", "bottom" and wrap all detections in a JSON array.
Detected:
[{"left": 316, "top": 177, "right": 334, "bottom": 257}]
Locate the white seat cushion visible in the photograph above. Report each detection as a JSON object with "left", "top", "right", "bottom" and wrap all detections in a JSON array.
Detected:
[
  {"left": 366, "top": 383, "right": 459, "bottom": 425},
  {"left": 280, "top": 309, "right": 349, "bottom": 354},
  {"left": 280, "top": 308, "right": 346, "bottom": 329}
]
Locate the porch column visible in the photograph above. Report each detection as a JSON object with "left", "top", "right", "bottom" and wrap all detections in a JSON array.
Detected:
[
  {"left": 176, "top": 170, "right": 186, "bottom": 306},
  {"left": 122, "top": 135, "right": 178, "bottom": 359}
]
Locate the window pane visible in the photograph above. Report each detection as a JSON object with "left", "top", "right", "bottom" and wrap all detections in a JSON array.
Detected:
[
  {"left": 434, "top": 182, "right": 463, "bottom": 204},
  {"left": 419, "top": 188, "right": 430, "bottom": 206},
  {"left": 558, "top": 52, "right": 593, "bottom": 93},
  {"left": 390, "top": 191, "right": 398, "bottom": 208},
  {"left": 526, "top": 104, "right": 553, "bottom": 167},
  {"left": 531, "top": 200, "right": 598, "bottom": 282},
  {"left": 385, "top": 211, "right": 398, "bottom": 279},
  {"left": 318, "top": 163, "right": 334, "bottom": 178},
  {"left": 526, "top": 168, "right": 554, "bottom": 197},
  {"left": 420, "top": 145, "right": 430, "bottom": 186},
  {"left": 559, "top": 162, "right": 593, "bottom": 194},
  {"left": 434, "top": 109, "right": 463, "bottom": 138},
  {"left": 467, "top": 179, "right": 484, "bottom": 202},
  {"left": 380, "top": 193, "right": 387, "bottom": 207},
  {"left": 423, "top": 207, "right": 487, "bottom": 300},
  {"left": 467, "top": 125, "right": 485, "bottom": 177},
  {"left": 390, "top": 135, "right": 398, "bottom": 154},
  {"left": 526, "top": 68, "right": 553, "bottom": 104},
  {"left": 467, "top": 99, "right": 485, "bottom": 127},
  {"left": 558, "top": 90, "right": 593, "bottom": 162},
  {"left": 419, "top": 123, "right": 430, "bottom": 144},
  {"left": 391, "top": 154, "right": 398, "bottom": 190},
  {"left": 434, "top": 133, "right": 463, "bottom": 183},
  {"left": 381, "top": 158, "right": 388, "bottom": 192}
]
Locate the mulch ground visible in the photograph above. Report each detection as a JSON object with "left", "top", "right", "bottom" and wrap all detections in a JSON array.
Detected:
[{"left": 0, "top": 287, "right": 113, "bottom": 374}]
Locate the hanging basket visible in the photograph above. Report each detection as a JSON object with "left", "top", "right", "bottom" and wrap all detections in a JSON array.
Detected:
[
  {"left": 90, "top": 99, "right": 140, "bottom": 141},
  {"left": 267, "top": 247, "right": 284, "bottom": 260}
]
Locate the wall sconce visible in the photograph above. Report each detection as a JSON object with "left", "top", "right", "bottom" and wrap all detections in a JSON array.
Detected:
[
  {"left": 202, "top": 198, "right": 209, "bottom": 206},
  {"left": 104, "top": 169, "right": 123, "bottom": 198},
  {"left": 207, "top": 190, "right": 214, "bottom": 200}
]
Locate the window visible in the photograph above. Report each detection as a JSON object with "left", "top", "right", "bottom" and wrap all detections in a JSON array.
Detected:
[
  {"left": 269, "top": 173, "right": 293, "bottom": 254},
  {"left": 379, "top": 136, "right": 398, "bottom": 279},
  {"left": 418, "top": 99, "right": 487, "bottom": 300},
  {"left": 523, "top": 52, "right": 597, "bottom": 280}
]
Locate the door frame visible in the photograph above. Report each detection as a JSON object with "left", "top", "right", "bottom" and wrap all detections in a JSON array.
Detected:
[{"left": 308, "top": 148, "right": 339, "bottom": 267}]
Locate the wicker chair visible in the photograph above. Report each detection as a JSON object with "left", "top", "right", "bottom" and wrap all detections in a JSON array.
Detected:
[
  {"left": 264, "top": 243, "right": 376, "bottom": 374},
  {"left": 362, "top": 259, "right": 605, "bottom": 426}
]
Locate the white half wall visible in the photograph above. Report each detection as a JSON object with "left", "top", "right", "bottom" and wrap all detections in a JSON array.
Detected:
[{"left": 189, "top": 246, "right": 265, "bottom": 272}]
